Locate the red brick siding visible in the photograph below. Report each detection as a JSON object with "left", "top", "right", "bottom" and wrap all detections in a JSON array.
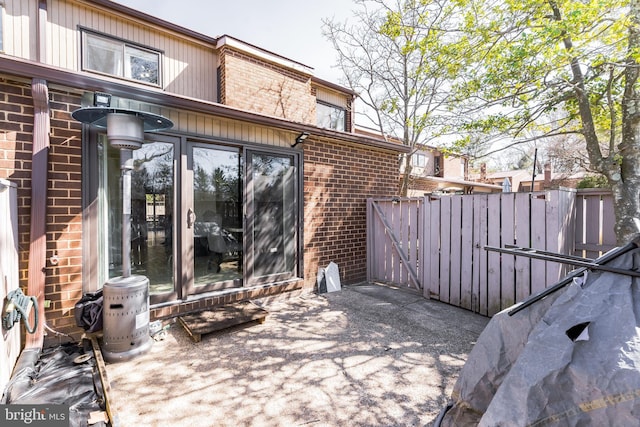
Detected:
[
  {"left": 0, "top": 77, "right": 84, "bottom": 343},
  {"left": 408, "top": 176, "right": 440, "bottom": 194},
  {"left": 303, "top": 139, "right": 399, "bottom": 288},
  {"left": 220, "top": 47, "right": 315, "bottom": 124},
  {"left": 0, "top": 76, "right": 401, "bottom": 339}
]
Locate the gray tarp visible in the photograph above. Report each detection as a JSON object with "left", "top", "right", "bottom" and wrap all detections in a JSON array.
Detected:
[{"left": 439, "top": 245, "right": 640, "bottom": 426}]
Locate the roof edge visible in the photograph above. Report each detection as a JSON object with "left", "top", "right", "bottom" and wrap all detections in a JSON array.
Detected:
[
  {"left": 92, "top": 0, "right": 219, "bottom": 45},
  {"left": 216, "top": 35, "right": 314, "bottom": 76},
  {"left": 0, "top": 55, "right": 409, "bottom": 153}
]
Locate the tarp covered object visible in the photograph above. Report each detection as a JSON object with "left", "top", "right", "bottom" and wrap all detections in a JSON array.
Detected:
[
  {"left": 4, "top": 343, "right": 107, "bottom": 427},
  {"left": 439, "top": 244, "right": 640, "bottom": 426}
]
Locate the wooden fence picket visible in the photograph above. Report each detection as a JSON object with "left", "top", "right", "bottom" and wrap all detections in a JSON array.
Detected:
[{"left": 367, "top": 189, "right": 613, "bottom": 316}]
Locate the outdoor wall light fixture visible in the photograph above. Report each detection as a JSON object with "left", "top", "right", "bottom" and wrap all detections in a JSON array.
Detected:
[
  {"left": 292, "top": 131, "right": 309, "bottom": 148},
  {"left": 93, "top": 92, "right": 112, "bottom": 107}
]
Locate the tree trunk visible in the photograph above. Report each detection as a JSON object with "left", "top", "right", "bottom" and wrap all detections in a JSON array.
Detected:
[
  {"left": 614, "top": 0, "right": 640, "bottom": 244},
  {"left": 399, "top": 155, "right": 412, "bottom": 196}
]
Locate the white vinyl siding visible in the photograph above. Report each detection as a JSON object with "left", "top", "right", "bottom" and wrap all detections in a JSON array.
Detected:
[{"left": 2, "top": 0, "right": 218, "bottom": 101}]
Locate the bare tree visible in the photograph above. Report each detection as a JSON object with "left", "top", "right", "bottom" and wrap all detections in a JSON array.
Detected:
[{"left": 323, "top": 0, "right": 460, "bottom": 195}]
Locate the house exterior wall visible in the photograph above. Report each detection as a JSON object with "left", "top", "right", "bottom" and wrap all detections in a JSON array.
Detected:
[
  {"left": 3, "top": 0, "right": 219, "bottom": 102},
  {"left": 219, "top": 47, "right": 316, "bottom": 124},
  {"left": 2, "top": 0, "right": 39, "bottom": 60},
  {"left": 0, "top": 76, "right": 84, "bottom": 337},
  {"left": 303, "top": 138, "right": 399, "bottom": 286},
  {"left": 407, "top": 150, "right": 436, "bottom": 177},
  {"left": 0, "top": 72, "right": 401, "bottom": 340},
  {"left": 443, "top": 155, "right": 466, "bottom": 180},
  {"left": 112, "top": 96, "right": 293, "bottom": 149},
  {"left": 0, "top": 0, "right": 407, "bottom": 343},
  {"left": 314, "top": 86, "right": 349, "bottom": 108},
  {"left": 407, "top": 178, "right": 440, "bottom": 195}
]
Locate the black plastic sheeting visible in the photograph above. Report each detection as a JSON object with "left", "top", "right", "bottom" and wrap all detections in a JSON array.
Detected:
[{"left": 3, "top": 341, "right": 108, "bottom": 427}]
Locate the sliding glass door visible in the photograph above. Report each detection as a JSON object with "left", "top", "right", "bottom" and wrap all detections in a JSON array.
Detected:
[
  {"left": 183, "top": 143, "right": 243, "bottom": 295},
  {"left": 97, "top": 133, "right": 178, "bottom": 303},
  {"left": 245, "top": 150, "right": 300, "bottom": 285},
  {"left": 94, "top": 136, "right": 301, "bottom": 303}
]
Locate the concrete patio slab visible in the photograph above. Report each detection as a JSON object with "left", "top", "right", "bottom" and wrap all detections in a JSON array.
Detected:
[{"left": 104, "top": 282, "right": 488, "bottom": 427}]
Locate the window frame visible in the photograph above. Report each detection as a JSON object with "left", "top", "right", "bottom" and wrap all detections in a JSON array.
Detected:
[
  {"left": 412, "top": 153, "right": 427, "bottom": 168},
  {"left": 316, "top": 100, "right": 347, "bottom": 132},
  {"left": 80, "top": 29, "right": 163, "bottom": 87}
]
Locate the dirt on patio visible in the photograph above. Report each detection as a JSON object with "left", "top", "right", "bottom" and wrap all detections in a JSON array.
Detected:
[{"left": 104, "top": 283, "right": 488, "bottom": 427}]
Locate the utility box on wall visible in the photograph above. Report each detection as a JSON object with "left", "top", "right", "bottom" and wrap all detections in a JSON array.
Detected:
[{"left": 0, "top": 179, "right": 20, "bottom": 394}]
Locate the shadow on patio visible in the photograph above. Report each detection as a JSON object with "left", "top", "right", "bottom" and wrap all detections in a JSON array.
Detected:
[{"left": 105, "top": 282, "right": 488, "bottom": 427}]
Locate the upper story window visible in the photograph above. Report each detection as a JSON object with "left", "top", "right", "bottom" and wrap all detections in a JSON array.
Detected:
[
  {"left": 82, "top": 30, "right": 161, "bottom": 86},
  {"left": 317, "top": 101, "right": 346, "bottom": 132},
  {"left": 434, "top": 156, "right": 442, "bottom": 177},
  {"left": 412, "top": 153, "right": 427, "bottom": 168}
]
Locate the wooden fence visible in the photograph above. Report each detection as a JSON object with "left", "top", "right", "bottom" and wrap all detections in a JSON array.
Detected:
[{"left": 366, "top": 189, "right": 616, "bottom": 317}]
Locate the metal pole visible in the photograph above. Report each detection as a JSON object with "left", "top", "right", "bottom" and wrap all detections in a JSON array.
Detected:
[
  {"left": 121, "top": 148, "right": 133, "bottom": 278},
  {"left": 504, "top": 239, "right": 640, "bottom": 316},
  {"left": 531, "top": 147, "right": 537, "bottom": 191},
  {"left": 484, "top": 245, "right": 640, "bottom": 277}
]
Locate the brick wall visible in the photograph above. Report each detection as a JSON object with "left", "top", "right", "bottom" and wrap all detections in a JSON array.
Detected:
[
  {"left": 0, "top": 73, "right": 401, "bottom": 341},
  {"left": 303, "top": 139, "right": 399, "bottom": 288},
  {"left": 0, "top": 76, "right": 84, "bottom": 343},
  {"left": 408, "top": 176, "right": 440, "bottom": 194},
  {"left": 220, "top": 47, "right": 316, "bottom": 124}
]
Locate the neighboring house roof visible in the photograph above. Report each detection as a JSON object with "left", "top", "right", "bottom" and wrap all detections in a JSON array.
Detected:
[
  {"left": 485, "top": 169, "right": 535, "bottom": 181},
  {"left": 415, "top": 176, "right": 503, "bottom": 193}
]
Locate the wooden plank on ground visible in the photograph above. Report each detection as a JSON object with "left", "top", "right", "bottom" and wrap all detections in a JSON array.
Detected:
[
  {"left": 90, "top": 335, "right": 119, "bottom": 427},
  {"left": 178, "top": 302, "right": 268, "bottom": 342}
]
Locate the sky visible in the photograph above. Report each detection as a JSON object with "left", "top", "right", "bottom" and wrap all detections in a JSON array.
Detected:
[{"left": 113, "top": 0, "right": 355, "bottom": 83}]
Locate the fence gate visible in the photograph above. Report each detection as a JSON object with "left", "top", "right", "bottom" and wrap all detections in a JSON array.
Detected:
[
  {"left": 367, "top": 190, "right": 578, "bottom": 316},
  {"left": 367, "top": 198, "right": 422, "bottom": 289}
]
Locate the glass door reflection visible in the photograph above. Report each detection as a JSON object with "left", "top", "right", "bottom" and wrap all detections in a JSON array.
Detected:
[
  {"left": 190, "top": 145, "right": 243, "bottom": 293},
  {"left": 100, "top": 138, "right": 176, "bottom": 299}
]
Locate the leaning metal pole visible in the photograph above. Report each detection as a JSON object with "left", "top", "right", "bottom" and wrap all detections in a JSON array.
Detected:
[{"left": 482, "top": 237, "right": 640, "bottom": 316}]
